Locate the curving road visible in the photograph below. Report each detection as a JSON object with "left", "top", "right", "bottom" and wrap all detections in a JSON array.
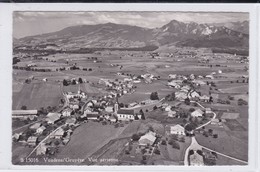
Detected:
[{"left": 184, "top": 101, "right": 247, "bottom": 165}]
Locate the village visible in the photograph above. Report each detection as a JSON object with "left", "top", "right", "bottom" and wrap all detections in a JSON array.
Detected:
[{"left": 12, "top": 48, "right": 249, "bottom": 166}]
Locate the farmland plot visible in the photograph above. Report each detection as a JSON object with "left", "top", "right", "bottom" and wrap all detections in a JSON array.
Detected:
[{"left": 12, "top": 82, "right": 62, "bottom": 110}]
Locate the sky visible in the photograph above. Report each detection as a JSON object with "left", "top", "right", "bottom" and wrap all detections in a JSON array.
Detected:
[{"left": 13, "top": 12, "right": 249, "bottom": 38}]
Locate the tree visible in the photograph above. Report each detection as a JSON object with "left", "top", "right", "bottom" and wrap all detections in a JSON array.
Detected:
[
  {"left": 139, "top": 109, "right": 144, "bottom": 116},
  {"left": 148, "top": 126, "right": 154, "bottom": 132},
  {"left": 189, "top": 108, "right": 195, "bottom": 112},
  {"left": 197, "top": 150, "right": 203, "bottom": 156},
  {"left": 72, "top": 80, "right": 77, "bottom": 85},
  {"left": 150, "top": 92, "right": 159, "bottom": 100},
  {"left": 63, "top": 79, "right": 68, "bottom": 86},
  {"left": 141, "top": 113, "right": 146, "bottom": 120},
  {"left": 184, "top": 97, "right": 190, "bottom": 105},
  {"left": 78, "top": 77, "right": 83, "bottom": 83},
  {"left": 179, "top": 137, "right": 185, "bottom": 143},
  {"left": 119, "top": 103, "right": 124, "bottom": 108},
  {"left": 21, "top": 105, "right": 27, "bottom": 110},
  {"left": 154, "top": 148, "right": 160, "bottom": 155},
  {"left": 54, "top": 140, "right": 60, "bottom": 146},
  {"left": 161, "top": 140, "right": 167, "bottom": 145},
  {"left": 185, "top": 123, "right": 194, "bottom": 132},
  {"left": 131, "top": 134, "right": 140, "bottom": 141},
  {"left": 171, "top": 141, "right": 180, "bottom": 149},
  {"left": 209, "top": 96, "right": 213, "bottom": 103},
  {"left": 25, "top": 130, "right": 34, "bottom": 139}
]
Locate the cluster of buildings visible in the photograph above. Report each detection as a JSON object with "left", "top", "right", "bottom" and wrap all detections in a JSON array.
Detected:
[
  {"left": 167, "top": 73, "right": 212, "bottom": 103},
  {"left": 99, "top": 78, "right": 135, "bottom": 97}
]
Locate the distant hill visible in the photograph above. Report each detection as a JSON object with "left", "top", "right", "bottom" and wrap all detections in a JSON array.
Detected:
[
  {"left": 16, "top": 20, "right": 249, "bottom": 50},
  {"left": 209, "top": 21, "right": 249, "bottom": 34}
]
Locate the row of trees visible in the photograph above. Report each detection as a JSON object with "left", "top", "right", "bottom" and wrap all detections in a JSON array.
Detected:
[
  {"left": 13, "top": 66, "right": 52, "bottom": 72},
  {"left": 63, "top": 77, "right": 84, "bottom": 86}
]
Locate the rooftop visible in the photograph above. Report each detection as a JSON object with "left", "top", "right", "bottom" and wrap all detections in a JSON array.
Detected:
[
  {"left": 117, "top": 109, "right": 135, "bottom": 115},
  {"left": 12, "top": 110, "right": 38, "bottom": 115}
]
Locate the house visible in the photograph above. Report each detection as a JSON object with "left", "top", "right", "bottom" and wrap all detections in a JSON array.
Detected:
[
  {"left": 29, "top": 123, "right": 41, "bottom": 130},
  {"left": 191, "top": 109, "right": 204, "bottom": 117},
  {"left": 36, "top": 126, "right": 46, "bottom": 134},
  {"left": 51, "top": 128, "right": 65, "bottom": 139},
  {"left": 108, "top": 116, "right": 117, "bottom": 123},
  {"left": 36, "top": 144, "right": 47, "bottom": 155},
  {"left": 63, "top": 136, "right": 70, "bottom": 145},
  {"left": 190, "top": 74, "right": 195, "bottom": 80},
  {"left": 168, "top": 110, "right": 177, "bottom": 118},
  {"left": 167, "top": 81, "right": 181, "bottom": 89},
  {"left": 12, "top": 133, "right": 21, "bottom": 141},
  {"left": 62, "top": 108, "right": 73, "bottom": 117},
  {"left": 105, "top": 106, "right": 114, "bottom": 113},
  {"left": 70, "top": 104, "right": 79, "bottom": 110},
  {"left": 169, "top": 124, "right": 185, "bottom": 135},
  {"left": 117, "top": 109, "right": 135, "bottom": 121},
  {"left": 192, "top": 80, "right": 206, "bottom": 86},
  {"left": 205, "top": 75, "right": 214, "bottom": 79},
  {"left": 190, "top": 91, "right": 200, "bottom": 98},
  {"left": 190, "top": 151, "right": 204, "bottom": 166},
  {"left": 138, "top": 131, "right": 157, "bottom": 146},
  {"left": 211, "top": 93, "right": 219, "bottom": 100},
  {"left": 86, "top": 112, "right": 100, "bottom": 120},
  {"left": 200, "top": 95, "right": 210, "bottom": 102},
  {"left": 46, "top": 113, "right": 61, "bottom": 124},
  {"left": 175, "top": 92, "right": 188, "bottom": 101},
  {"left": 181, "top": 85, "right": 191, "bottom": 93},
  {"left": 211, "top": 118, "right": 220, "bottom": 125},
  {"left": 205, "top": 108, "right": 212, "bottom": 114},
  {"left": 12, "top": 110, "right": 38, "bottom": 120},
  {"left": 27, "top": 136, "right": 38, "bottom": 146},
  {"left": 129, "top": 102, "right": 138, "bottom": 108},
  {"left": 65, "top": 118, "right": 77, "bottom": 126},
  {"left": 165, "top": 106, "right": 172, "bottom": 112}
]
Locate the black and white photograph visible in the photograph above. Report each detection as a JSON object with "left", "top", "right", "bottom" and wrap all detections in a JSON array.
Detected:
[{"left": 11, "top": 11, "right": 250, "bottom": 166}]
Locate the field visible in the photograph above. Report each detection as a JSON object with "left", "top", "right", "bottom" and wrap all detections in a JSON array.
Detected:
[
  {"left": 12, "top": 82, "right": 62, "bottom": 110},
  {"left": 12, "top": 143, "right": 34, "bottom": 165},
  {"left": 196, "top": 125, "right": 248, "bottom": 161},
  {"left": 12, "top": 45, "right": 249, "bottom": 166},
  {"left": 54, "top": 121, "right": 127, "bottom": 162}
]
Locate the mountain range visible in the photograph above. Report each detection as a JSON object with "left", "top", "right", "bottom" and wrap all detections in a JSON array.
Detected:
[{"left": 15, "top": 20, "right": 249, "bottom": 50}]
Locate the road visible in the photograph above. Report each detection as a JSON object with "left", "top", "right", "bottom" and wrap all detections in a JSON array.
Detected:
[
  {"left": 12, "top": 120, "right": 42, "bottom": 134},
  {"left": 192, "top": 101, "right": 217, "bottom": 130},
  {"left": 184, "top": 101, "right": 245, "bottom": 165},
  {"left": 202, "top": 146, "right": 247, "bottom": 164},
  {"left": 26, "top": 124, "right": 66, "bottom": 158},
  {"left": 184, "top": 136, "right": 202, "bottom": 165}
]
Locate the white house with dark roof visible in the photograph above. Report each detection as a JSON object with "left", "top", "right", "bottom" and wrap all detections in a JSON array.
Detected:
[
  {"left": 62, "top": 108, "right": 73, "bottom": 117},
  {"left": 29, "top": 123, "right": 41, "bottom": 130},
  {"left": 117, "top": 109, "right": 135, "bottom": 121},
  {"left": 138, "top": 131, "right": 157, "bottom": 146},
  {"left": 27, "top": 136, "right": 38, "bottom": 146},
  {"left": 191, "top": 109, "right": 204, "bottom": 118},
  {"left": 46, "top": 113, "right": 61, "bottom": 124},
  {"left": 36, "top": 126, "right": 46, "bottom": 134},
  {"left": 169, "top": 124, "right": 185, "bottom": 135}
]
